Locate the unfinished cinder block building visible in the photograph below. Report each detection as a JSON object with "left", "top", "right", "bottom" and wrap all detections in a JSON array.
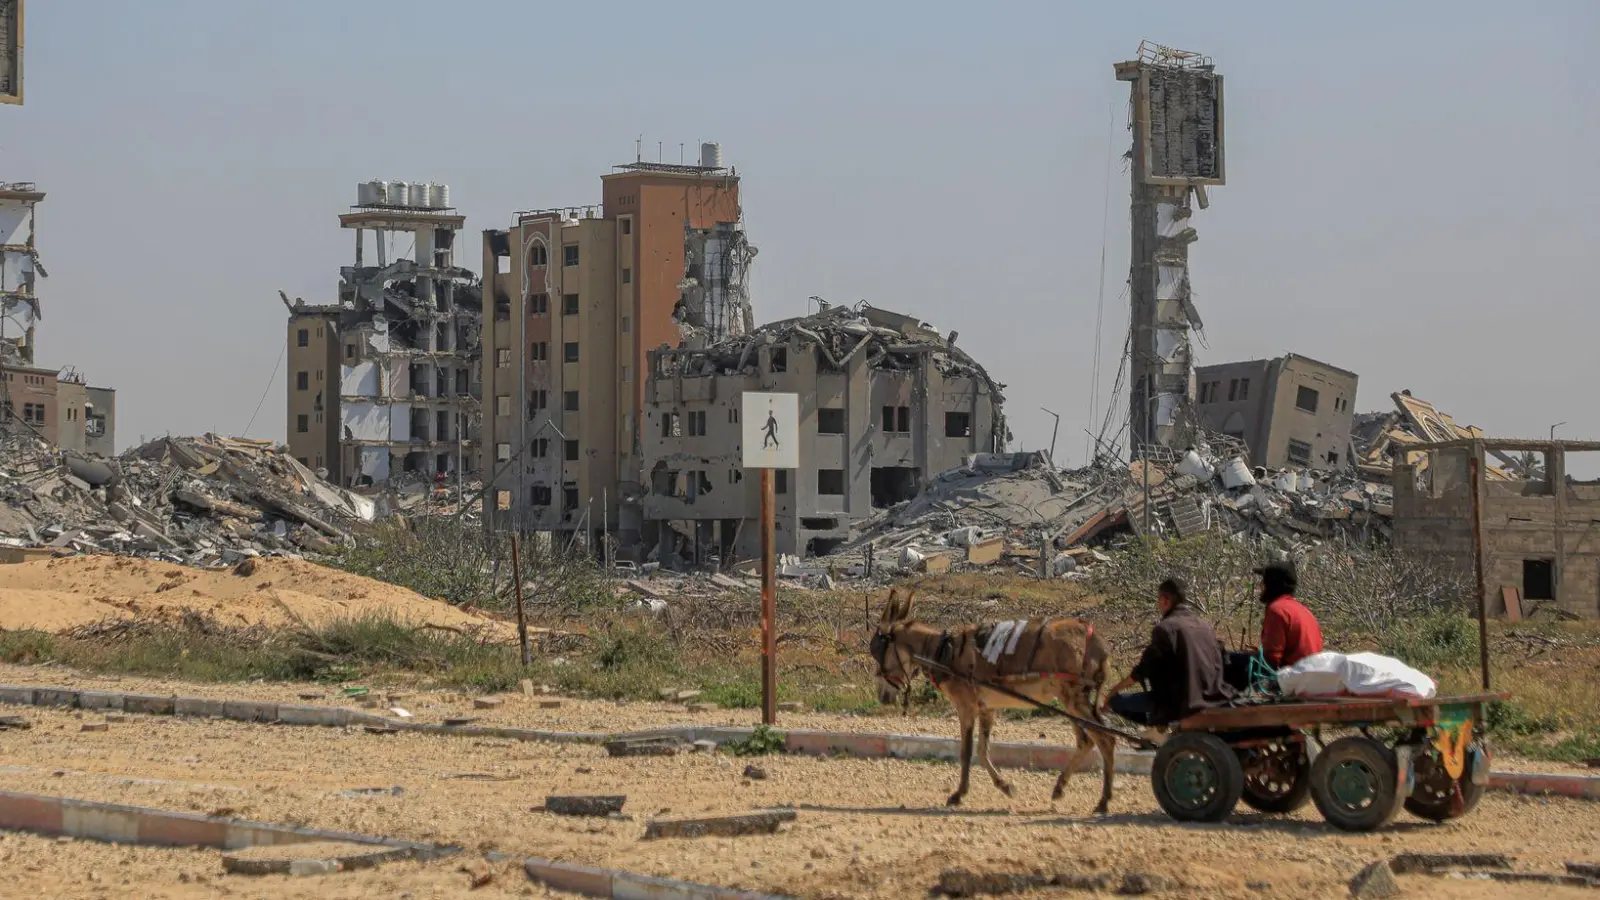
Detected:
[
  {"left": 1393, "top": 439, "right": 1600, "bottom": 619},
  {"left": 639, "top": 304, "right": 1006, "bottom": 563}
]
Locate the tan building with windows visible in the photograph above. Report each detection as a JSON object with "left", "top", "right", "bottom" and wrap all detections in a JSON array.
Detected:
[
  {"left": 481, "top": 157, "right": 743, "bottom": 548},
  {"left": 1194, "top": 353, "right": 1358, "bottom": 469},
  {"left": 0, "top": 363, "right": 116, "bottom": 452}
]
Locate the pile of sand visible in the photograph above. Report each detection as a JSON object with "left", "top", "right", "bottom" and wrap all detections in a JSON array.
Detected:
[{"left": 0, "top": 555, "right": 513, "bottom": 636}]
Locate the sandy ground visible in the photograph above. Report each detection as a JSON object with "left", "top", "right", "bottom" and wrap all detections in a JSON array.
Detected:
[
  {"left": 0, "top": 556, "right": 512, "bottom": 635},
  {"left": 0, "top": 832, "right": 559, "bottom": 900},
  {"left": 0, "top": 699, "right": 1597, "bottom": 899},
  {"left": 0, "top": 661, "right": 1589, "bottom": 777}
]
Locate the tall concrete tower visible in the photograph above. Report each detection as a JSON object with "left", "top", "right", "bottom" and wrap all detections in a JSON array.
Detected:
[{"left": 1115, "top": 42, "right": 1225, "bottom": 457}]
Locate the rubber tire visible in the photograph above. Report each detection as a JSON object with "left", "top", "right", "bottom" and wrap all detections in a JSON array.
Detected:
[
  {"left": 1152, "top": 733, "right": 1245, "bottom": 824},
  {"left": 1239, "top": 744, "right": 1312, "bottom": 814},
  {"left": 1310, "top": 736, "right": 1406, "bottom": 832},
  {"left": 1405, "top": 742, "right": 1487, "bottom": 822}
]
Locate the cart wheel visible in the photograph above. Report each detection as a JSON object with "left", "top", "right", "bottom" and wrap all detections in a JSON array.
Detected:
[
  {"left": 1406, "top": 740, "right": 1487, "bottom": 822},
  {"left": 1310, "top": 736, "right": 1406, "bottom": 832},
  {"left": 1151, "top": 733, "right": 1244, "bottom": 823},
  {"left": 1239, "top": 741, "right": 1311, "bottom": 814}
]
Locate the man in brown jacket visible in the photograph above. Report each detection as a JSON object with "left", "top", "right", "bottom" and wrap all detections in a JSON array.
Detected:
[{"left": 1101, "top": 577, "right": 1233, "bottom": 727}]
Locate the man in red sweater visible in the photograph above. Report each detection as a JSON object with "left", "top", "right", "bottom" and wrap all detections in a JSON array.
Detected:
[{"left": 1256, "top": 562, "right": 1323, "bottom": 668}]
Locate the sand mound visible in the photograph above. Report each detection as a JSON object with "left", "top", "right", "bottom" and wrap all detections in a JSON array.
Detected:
[{"left": 0, "top": 555, "right": 512, "bottom": 636}]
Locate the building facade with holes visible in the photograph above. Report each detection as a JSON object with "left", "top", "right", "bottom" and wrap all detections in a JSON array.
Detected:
[{"left": 1194, "top": 353, "right": 1358, "bottom": 470}]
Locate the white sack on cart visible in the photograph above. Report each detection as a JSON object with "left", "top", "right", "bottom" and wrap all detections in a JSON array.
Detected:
[{"left": 1277, "top": 651, "right": 1436, "bottom": 700}]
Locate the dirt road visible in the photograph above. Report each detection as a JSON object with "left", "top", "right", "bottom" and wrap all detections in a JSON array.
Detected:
[{"left": 0, "top": 682, "right": 1597, "bottom": 898}]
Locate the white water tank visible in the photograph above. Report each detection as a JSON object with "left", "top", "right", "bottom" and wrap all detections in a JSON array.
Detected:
[
  {"left": 357, "top": 181, "right": 381, "bottom": 206},
  {"left": 387, "top": 181, "right": 410, "bottom": 208},
  {"left": 426, "top": 183, "right": 444, "bottom": 208},
  {"left": 700, "top": 142, "right": 723, "bottom": 168},
  {"left": 1221, "top": 458, "right": 1257, "bottom": 489},
  {"left": 436, "top": 183, "right": 451, "bottom": 209}
]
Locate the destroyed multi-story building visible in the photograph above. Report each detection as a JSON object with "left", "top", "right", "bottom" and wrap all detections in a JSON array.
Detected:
[
  {"left": 479, "top": 147, "right": 744, "bottom": 548},
  {"left": 285, "top": 181, "right": 481, "bottom": 484},
  {"left": 639, "top": 303, "right": 1007, "bottom": 562},
  {"left": 0, "top": 182, "right": 118, "bottom": 452},
  {"left": 0, "top": 180, "right": 42, "bottom": 365},
  {"left": 1394, "top": 438, "right": 1600, "bottom": 619},
  {"left": 1115, "top": 42, "right": 1224, "bottom": 456},
  {"left": 1194, "top": 353, "right": 1358, "bottom": 470}
]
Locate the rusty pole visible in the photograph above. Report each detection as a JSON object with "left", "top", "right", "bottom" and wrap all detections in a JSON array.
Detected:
[
  {"left": 511, "top": 534, "right": 531, "bottom": 667},
  {"left": 1468, "top": 454, "right": 1490, "bottom": 690},
  {"left": 760, "top": 468, "right": 777, "bottom": 725}
]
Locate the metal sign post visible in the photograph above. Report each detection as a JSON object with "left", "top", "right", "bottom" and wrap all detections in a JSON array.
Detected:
[{"left": 741, "top": 392, "right": 799, "bottom": 726}]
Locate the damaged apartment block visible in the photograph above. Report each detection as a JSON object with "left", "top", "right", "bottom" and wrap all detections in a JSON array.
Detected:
[
  {"left": 1116, "top": 42, "right": 1224, "bottom": 455},
  {"left": 283, "top": 181, "right": 481, "bottom": 485},
  {"left": 640, "top": 302, "right": 1007, "bottom": 563}
]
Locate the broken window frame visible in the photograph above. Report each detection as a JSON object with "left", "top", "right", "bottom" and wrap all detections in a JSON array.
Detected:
[
  {"left": 1286, "top": 438, "right": 1313, "bottom": 467},
  {"left": 532, "top": 437, "right": 549, "bottom": 458},
  {"left": 563, "top": 245, "right": 580, "bottom": 267},
  {"left": 817, "top": 468, "right": 846, "bottom": 496},
  {"left": 496, "top": 349, "right": 511, "bottom": 368},
  {"left": 563, "top": 342, "right": 580, "bottom": 363},
  {"left": 563, "top": 293, "right": 580, "bottom": 315},
  {"left": 529, "top": 245, "right": 549, "bottom": 267},
  {"left": 296, "top": 371, "right": 309, "bottom": 391},
  {"left": 945, "top": 411, "right": 972, "bottom": 438},
  {"left": 817, "top": 408, "right": 846, "bottom": 434},
  {"left": 564, "top": 439, "right": 579, "bottom": 462},
  {"left": 1296, "top": 386, "right": 1319, "bottom": 414},
  {"left": 296, "top": 414, "right": 309, "bottom": 434},
  {"left": 688, "top": 410, "right": 707, "bottom": 437},
  {"left": 530, "top": 293, "right": 549, "bottom": 315},
  {"left": 563, "top": 391, "right": 580, "bottom": 412},
  {"left": 530, "top": 485, "right": 552, "bottom": 506},
  {"left": 297, "top": 329, "right": 309, "bottom": 348}
]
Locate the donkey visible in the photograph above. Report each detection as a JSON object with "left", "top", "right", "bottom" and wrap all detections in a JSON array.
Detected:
[{"left": 869, "top": 587, "right": 1118, "bottom": 814}]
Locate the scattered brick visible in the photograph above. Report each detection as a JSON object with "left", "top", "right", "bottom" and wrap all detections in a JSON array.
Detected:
[
  {"left": 473, "top": 698, "right": 503, "bottom": 710},
  {"left": 642, "top": 808, "right": 796, "bottom": 840},
  {"left": 538, "top": 700, "right": 561, "bottom": 710}
]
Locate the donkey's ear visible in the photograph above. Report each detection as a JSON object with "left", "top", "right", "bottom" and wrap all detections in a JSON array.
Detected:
[
  {"left": 880, "top": 588, "right": 902, "bottom": 625},
  {"left": 901, "top": 588, "right": 918, "bottom": 618}
]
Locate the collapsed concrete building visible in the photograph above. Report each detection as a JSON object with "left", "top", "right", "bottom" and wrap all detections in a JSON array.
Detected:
[
  {"left": 1394, "top": 439, "right": 1600, "bottom": 619},
  {"left": 1194, "top": 353, "right": 1358, "bottom": 470},
  {"left": 0, "top": 181, "right": 42, "bottom": 365},
  {"left": 1115, "top": 42, "right": 1224, "bottom": 455},
  {"left": 286, "top": 181, "right": 481, "bottom": 485},
  {"left": 639, "top": 303, "right": 1007, "bottom": 561}
]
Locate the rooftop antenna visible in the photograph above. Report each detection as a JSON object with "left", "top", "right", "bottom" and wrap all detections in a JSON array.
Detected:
[
  {"left": 657, "top": 141, "right": 663, "bottom": 162},
  {"left": 679, "top": 143, "right": 685, "bottom": 165},
  {"left": 635, "top": 135, "right": 642, "bottom": 163}
]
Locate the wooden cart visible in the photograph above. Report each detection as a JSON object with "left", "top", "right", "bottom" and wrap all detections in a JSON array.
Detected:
[{"left": 1149, "top": 692, "right": 1505, "bottom": 832}]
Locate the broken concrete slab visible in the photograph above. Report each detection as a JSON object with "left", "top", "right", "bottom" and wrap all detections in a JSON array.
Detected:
[
  {"left": 544, "top": 796, "right": 626, "bottom": 818},
  {"left": 642, "top": 808, "right": 796, "bottom": 840},
  {"left": 1390, "top": 853, "right": 1512, "bottom": 875},
  {"left": 604, "top": 738, "right": 682, "bottom": 758},
  {"left": 0, "top": 715, "right": 30, "bottom": 730},
  {"left": 472, "top": 697, "right": 503, "bottom": 710},
  {"left": 936, "top": 870, "right": 1053, "bottom": 897},
  {"left": 1349, "top": 860, "right": 1400, "bottom": 899}
]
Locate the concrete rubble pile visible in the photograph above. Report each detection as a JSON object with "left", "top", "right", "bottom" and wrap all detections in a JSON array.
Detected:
[
  {"left": 1352, "top": 389, "right": 1532, "bottom": 483},
  {"left": 809, "top": 440, "right": 1396, "bottom": 583},
  {"left": 0, "top": 432, "right": 378, "bottom": 565}
]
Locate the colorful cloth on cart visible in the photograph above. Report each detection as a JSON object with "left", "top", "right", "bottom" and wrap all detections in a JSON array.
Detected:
[{"left": 1276, "top": 651, "right": 1436, "bottom": 700}]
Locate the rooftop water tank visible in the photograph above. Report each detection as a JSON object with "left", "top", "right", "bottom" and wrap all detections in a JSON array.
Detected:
[
  {"left": 388, "top": 181, "right": 410, "bottom": 208},
  {"left": 357, "top": 180, "right": 382, "bottom": 207},
  {"left": 436, "top": 183, "right": 451, "bottom": 209},
  {"left": 700, "top": 142, "right": 723, "bottom": 169}
]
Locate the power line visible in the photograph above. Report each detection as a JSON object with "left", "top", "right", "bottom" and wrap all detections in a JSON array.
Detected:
[
  {"left": 242, "top": 340, "right": 286, "bottom": 437},
  {"left": 1085, "top": 98, "right": 1117, "bottom": 466}
]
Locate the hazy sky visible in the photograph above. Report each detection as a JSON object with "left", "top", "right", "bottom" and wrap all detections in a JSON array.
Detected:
[{"left": 5, "top": 1, "right": 1596, "bottom": 470}]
